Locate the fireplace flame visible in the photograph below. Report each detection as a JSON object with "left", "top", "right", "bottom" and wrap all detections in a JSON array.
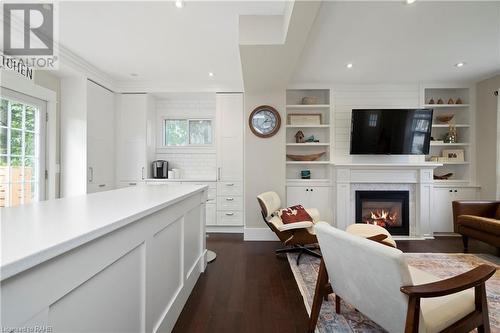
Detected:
[{"left": 365, "top": 209, "right": 398, "bottom": 227}]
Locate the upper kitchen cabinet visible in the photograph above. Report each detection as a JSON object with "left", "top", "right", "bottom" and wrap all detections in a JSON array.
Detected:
[
  {"left": 115, "top": 94, "right": 156, "bottom": 184},
  {"left": 60, "top": 78, "right": 116, "bottom": 196},
  {"left": 216, "top": 93, "right": 243, "bottom": 181}
]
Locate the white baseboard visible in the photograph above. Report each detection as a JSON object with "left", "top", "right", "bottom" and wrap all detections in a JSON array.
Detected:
[
  {"left": 206, "top": 226, "right": 243, "bottom": 233},
  {"left": 244, "top": 227, "right": 279, "bottom": 241}
]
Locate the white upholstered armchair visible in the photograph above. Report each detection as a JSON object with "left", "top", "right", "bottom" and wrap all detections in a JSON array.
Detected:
[{"left": 310, "top": 222, "right": 495, "bottom": 333}]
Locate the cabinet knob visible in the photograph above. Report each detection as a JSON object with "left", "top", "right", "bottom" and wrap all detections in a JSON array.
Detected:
[
  {"left": 454, "top": 190, "right": 458, "bottom": 193},
  {"left": 311, "top": 188, "right": 314, "bottom": 192},
  {"left": 306, "top": 189, "right": 309, "bottom": 192},
  {"left": 449, "top": 190, "right": 453, "bottom": 193}
]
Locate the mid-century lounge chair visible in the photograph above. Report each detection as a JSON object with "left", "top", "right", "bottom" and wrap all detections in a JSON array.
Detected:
[
  {"left": 309, "top": 222, "right": 496, "bottom": 333},
  {"left": 257, "top": 191, "right": 322, "bottom": 264}
]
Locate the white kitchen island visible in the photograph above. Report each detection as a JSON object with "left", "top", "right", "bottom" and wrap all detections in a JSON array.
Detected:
[{"left": 1, "top": 184, "right": 208, "bottom": 333}]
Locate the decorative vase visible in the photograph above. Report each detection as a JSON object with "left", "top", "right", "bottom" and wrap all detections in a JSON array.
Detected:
[
  {"left": 428, "top": 98, "right": 435, "bottom": 104},
  {"left": 455, "top": 98, "right": 463, "bottom": 104},
  {"left": 443, "top": 125, "right": 457, "bottom": 143},
  {"left": 447, "top": 98, "right": 454, "bottom": 104},
  {"left": 437, "top": 98, "right": 444, "bottom": 104}
]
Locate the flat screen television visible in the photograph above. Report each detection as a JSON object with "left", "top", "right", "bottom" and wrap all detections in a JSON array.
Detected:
[{"left": 350, "top": 109, "right": 433, "bottom": 155}]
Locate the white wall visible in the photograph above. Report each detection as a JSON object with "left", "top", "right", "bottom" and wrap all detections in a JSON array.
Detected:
[
  {"left": 244, "top": 91, "right": 285, "bottom": 229},
  {"left": 332, "top": 84, "right": 422, "bottom": 163},
  {"left": 476, "top": 74, "right": 500, "bottom": 199},
  {"left": 155, "top": 94, "right": 217, "bottom": 180}
]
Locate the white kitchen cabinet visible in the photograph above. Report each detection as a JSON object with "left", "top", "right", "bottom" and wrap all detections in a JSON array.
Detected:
[
  {"left": 215, "top": 93, "right": 244, "bottom": 227},
  {"left": 432, "top": 186, "right": 480, "bottom": 233},
  {"left": 87, "top": 81, "right": 115, "bottom": 192},
  {"left": 60, "top": 78, "right": 116, "bottom": 196},
  {"left": 116, "top": 94, "right": 156, "bottom": 183},
  {"left": 216, "top": 93, "right": 243, "bottom": 181},
  {"left": 286, "top": 186, "right": 331, "bottom": 222}
]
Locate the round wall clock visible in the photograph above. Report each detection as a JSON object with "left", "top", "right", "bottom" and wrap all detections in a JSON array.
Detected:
[{"left": 249, "top": 105, "right": 281, "bottom": 138}]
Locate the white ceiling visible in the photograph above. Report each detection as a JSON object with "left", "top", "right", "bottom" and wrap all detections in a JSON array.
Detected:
[
  {"left": 291, "top": 1, "right": 500, "bottom": 85},
  {"left": 59, "top": 1, "right": 286, "bottom": 90}
]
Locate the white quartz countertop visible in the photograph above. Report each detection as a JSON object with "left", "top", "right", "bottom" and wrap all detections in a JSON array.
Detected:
[{"left": 0, "top": 184, "right": 207, "bottom": 281}]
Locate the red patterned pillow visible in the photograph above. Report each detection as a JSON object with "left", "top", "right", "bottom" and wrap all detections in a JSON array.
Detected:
[{"left": 279, "top": 205, "right": 313, "bottom": 224}]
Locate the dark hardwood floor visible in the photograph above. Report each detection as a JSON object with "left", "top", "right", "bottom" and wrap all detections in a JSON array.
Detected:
[{"left": 172, "top": 234, "right": 498, "bottom": 333}]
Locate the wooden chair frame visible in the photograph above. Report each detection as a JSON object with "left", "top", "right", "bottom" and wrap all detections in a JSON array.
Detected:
[{"left": 308, "top": 234, "right": 496, "bottom": 333}]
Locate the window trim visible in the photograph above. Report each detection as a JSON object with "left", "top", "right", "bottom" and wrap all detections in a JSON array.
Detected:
[{"left": 162, "top": 117, "right": 214, "bottom": 148}]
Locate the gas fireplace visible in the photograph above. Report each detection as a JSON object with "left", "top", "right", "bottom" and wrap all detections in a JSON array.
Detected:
[{"left": 355, "top": 191, "right": 409, "bottom": 236}]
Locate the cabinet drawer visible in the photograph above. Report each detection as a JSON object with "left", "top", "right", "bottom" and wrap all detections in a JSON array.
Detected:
[
  {"left": 206, "top": 203, "right": 217, "bottom": 226},
  {"left": 217, "top": 196, "right": 243, "bottom": 211},
  {"left": 217, "top": 182, "right": 242, "bottom": 196},
  {"left": 189, "top": 182, "right": 217, "bottom": 189},
  {"left": 217, "top": 211, "right": 243, "bottom": 226}
]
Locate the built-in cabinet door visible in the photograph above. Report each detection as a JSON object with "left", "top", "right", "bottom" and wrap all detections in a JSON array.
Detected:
[
  {"left": 116, "top": 94, "right": 155, "bottom": 182},
  {"left": 432, "top": 187, "right": 479, "bottom": 233},
  {"left": 286, "top": 186, "right": 331, "bottom": 222},
  {"left": 216, "top": 93, "right": 243, "bottom": 181},
  {"left": 86, "top": 81, "right": 115, "bottom": 193}
]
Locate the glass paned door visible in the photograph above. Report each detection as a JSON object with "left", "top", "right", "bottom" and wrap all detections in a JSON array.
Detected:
[{"left": 0, "top": 89, "right": 46, "bottom": 208}]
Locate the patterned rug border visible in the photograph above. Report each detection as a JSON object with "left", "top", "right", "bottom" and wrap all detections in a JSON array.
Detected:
[{"left": 287, "top": 252, "right": 500, "bottom": 333}]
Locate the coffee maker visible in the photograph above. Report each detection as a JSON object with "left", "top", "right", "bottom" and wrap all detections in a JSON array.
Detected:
[{"left": 152, "top": 160, "right": 168, "bottom": 179}]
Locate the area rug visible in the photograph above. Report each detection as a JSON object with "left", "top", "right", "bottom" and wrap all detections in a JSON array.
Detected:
[{"left": 287, "top": 253, "right": 500, "bottom": 333}]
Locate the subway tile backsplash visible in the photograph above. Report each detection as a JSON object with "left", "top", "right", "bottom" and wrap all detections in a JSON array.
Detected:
[{"left": 155, "top": 153, "right": 216, "bottom": 180}]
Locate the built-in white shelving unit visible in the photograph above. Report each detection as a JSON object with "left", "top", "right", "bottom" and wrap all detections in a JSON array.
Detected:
[
  {"left": 422, "top": 86, "right": 474, "bottom": 184},
  {"left": 285, "top": 89, "right": 332, "bottom": 181}
]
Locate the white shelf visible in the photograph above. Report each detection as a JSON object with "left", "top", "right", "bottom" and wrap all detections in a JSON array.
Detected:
[
  {"left": 286, "top": 143, "right": 330, "bottom": 146},
  {"left": 286, "top": 161, "right": 330, "bottom": 165},
  {"left": 424, "top": 104, "right": 469, "bottom": 108},
  {"left": 432, "top": 124, "right": 470, "bottom": 128},
  {"left": 438, "top": 162, "right": 471, "bottom": 165},
  {"left": 286, "top": 178, "right": 330, "bottom": 182},
  {"left": 286, "top": 104, "right": 330, "bottom": 109},
  {"left": 286, "top": 125, "right": 330, "bottom": 128},
  {"left": 430, "top": 142, "right": 470, "bottom": 146},
  {"left": 433, "top": 179, "right": 470, "bottom": 184}
]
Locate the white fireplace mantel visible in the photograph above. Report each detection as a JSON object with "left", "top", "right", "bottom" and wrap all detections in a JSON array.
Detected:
[{"left": 331, "top": 163, "right": 442, "bottom": 239}]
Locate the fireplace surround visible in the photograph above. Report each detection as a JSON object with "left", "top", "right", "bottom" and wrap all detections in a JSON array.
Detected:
[{"left": 355, "top": 190, "right": 410, "bottom": 236}]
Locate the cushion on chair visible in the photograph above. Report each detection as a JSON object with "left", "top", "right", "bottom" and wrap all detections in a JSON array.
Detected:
[
  {"left": 257, "top": 191, "right": 282, "bottom": 218},
  {"left": 346, "top": 223, "right": 397, "bottom": 248},
  {"left": 268, "top": 215, "right": 314, "bottom": 232},
  {"left": 278, "top": 205, "right": 313, "bottom": 224},
  {"left": 457, "top": 215, "right": 500, "bottom": 236},
  {"left": 408, "top": 266, "right": 475, "bottom": 333}
]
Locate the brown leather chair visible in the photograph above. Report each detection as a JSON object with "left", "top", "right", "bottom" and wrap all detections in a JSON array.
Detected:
[{"left": 452, "top": 200, "right": 500, "bottom": 251}]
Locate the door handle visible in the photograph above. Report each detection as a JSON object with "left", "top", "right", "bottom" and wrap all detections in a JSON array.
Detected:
[
  {"left": 98, "top": 184, "right": 106, "bottom": 188},
  {"left": 141, "top": 167, "right": 145, "bottom": 180},
  {"left": 226, "top": 183, "right": 234, "bottom": 187},
  {"left": 88, "top": 167, "right": 94, "bottom": 183},
  {"left": 226, "top": 197, "right": 234, "bottom": 201},
  {"left": 225, "top": 212, "right": 234, "bottom": 216},
  {"left": 129, "top": 182, "right": 137, "bottom": 186},
  {"left": 217, "top": 167, "right": 221, "bottom": 181}
]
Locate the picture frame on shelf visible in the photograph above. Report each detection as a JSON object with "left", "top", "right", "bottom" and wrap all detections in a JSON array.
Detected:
[
  {"left": 442, "top": 149, "right": 465, "bottom": 162},
  {"left": 288, "top": 113, "right": 322, "bottom": 125}
]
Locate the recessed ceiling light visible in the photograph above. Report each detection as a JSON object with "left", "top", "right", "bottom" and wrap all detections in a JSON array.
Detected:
[
  {"left": 346, "top": 63, "right": 353, "bottom": 69},
  {"left": 208, "top": 72, "right": 214, "bottom": 77},
  {"left": 454, "top": 62, "right": 466, "bottom": 68},
  {"left": 175, "top": 0, "right": 184, "bottom": 9},
  {"left": 406, "top": 0, "right": 416, "bottom": 4},
  {"left": 130, "top": 73, "right": 139, "bottom": 77}
]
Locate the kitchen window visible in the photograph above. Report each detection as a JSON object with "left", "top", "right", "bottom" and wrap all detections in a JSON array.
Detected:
[
  {"left": 164, "top": 119, "right": 213, "bottom": 146},
  {"left": 0, "top": 91, "right": 46, "bottom": 208}
]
